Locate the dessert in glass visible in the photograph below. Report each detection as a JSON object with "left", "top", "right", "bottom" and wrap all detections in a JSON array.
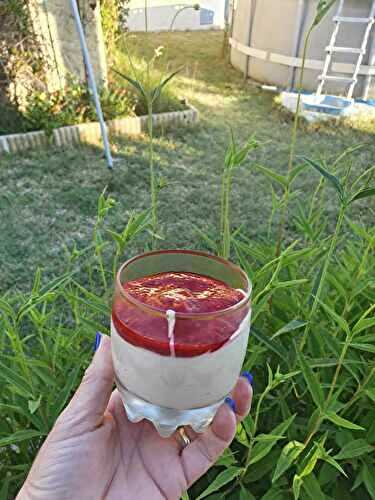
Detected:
[{"left": 111, "top": 250, "right": 251, "bottom": 437}]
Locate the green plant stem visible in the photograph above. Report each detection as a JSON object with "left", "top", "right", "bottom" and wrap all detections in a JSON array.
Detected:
[
  {"left": 326, "top": 334, "right": 354, "bottom": 404},
  {"left": 312, "top": 234, "right": 374, "bottom": 412},
  {"left": 308, "top": 177, "right": 324, "bottom": 223},
  {"left": 113, "top": 251, "right": 120, "bottom": 282},
  {"left": 220, "top": 166, "right": 227, "bottom": 243},
  {"left": 147, "top": 99, "right": 157, "bottom": 248},
  {"left": 169, "top": 6, "right": 195, "bottom": 31},
  {"left": 144, "top": 0, "right": 148, "bottom": 32},
  {"left": 303, "top": 331, "right": 369, "bottom": 448},
  {"left": 221, "top": 168, "right": 232, "bottom": 259},
  {"left": 275, "top": 24, "right": 314, "bottom": 257},
  {"left": 242, "top": 388, "right": 270, "bottom": 476},
  {"left": 93, "top": 225, "right": 107, "bottom": 290},
  {"left": 341, "top": 367, "right": 375, "bottom": 416},
  {"left": 299, "top": 205, "right": 346, "bottom": 352},
  {"left": 303, "top": 415, "right": 322, "bottom": 448},
  {"left": 326, "top": 302, "right": 375, "bottom": 410},
  {"left": 357, "top": 236, "right": 374, "bottom": 279}
]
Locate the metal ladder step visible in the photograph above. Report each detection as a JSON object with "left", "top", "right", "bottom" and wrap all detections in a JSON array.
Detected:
[
  {"left": 333, "top": 16, "right": 374, "bottom": 23},
  {"left": 316, "top": 0, "right": 375, "bottom": 100},
  {"left": 325, "top": 46, "right": 365, "bottom": 54},
  {"left": 318, "top": 75, "right": 356, "bottom": 83}
]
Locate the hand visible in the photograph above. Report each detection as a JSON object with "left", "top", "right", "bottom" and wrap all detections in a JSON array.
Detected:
[{"left": 18, "top": 334, "right": 253, "bottom": 500}]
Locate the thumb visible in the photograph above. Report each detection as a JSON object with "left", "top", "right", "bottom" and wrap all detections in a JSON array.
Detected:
[{"left": 58, "top": 333, "right": 115, "bottom": 429}]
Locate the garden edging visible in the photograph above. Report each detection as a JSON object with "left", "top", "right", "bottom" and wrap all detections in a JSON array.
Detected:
[{"left": 0, "top": 105, "right": 199, "bottom": 155}]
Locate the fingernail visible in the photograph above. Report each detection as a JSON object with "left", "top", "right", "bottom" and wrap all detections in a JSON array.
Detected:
[
  {"left": 224, "top": 397, "right": 236, "bottom": 413},
  {"left": 242, "top": 371, "right": 254, "bottom": 386},
  {"left": 93, "top": 332, "right": 102, "bottom": 352}
]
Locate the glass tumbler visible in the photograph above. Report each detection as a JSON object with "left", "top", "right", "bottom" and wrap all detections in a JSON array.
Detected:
[{"left": 111, "top": 250, "right": 251, "bottom": 437}]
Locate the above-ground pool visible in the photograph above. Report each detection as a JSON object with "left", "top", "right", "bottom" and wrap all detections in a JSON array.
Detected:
[{"left": 230, "top": 0, "right": 374, "bottom": 100}]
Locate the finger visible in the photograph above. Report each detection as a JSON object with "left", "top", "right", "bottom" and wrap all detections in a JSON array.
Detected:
[
  {"left": 232, "top": 376, "right": 253, "bottom": 422},
  {"left": 186, "top": 375, "right": 253, "bottom": 441},
  {"left": 180, "top": 376, "right": 253, "bottom": 486},
  {"left": 58, "top": 333, "right": 115, "bottom": 429},
  {"left": 181, "top": 402, "right": 236, "bottom": 486}
]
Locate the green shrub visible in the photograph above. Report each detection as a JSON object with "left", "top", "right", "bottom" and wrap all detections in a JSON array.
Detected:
[
  {"left": 22, "top": 79, "right": 136, "bottom": 135},
  {"left": 19, "top": 68, "right": 182, "bottom": 135}
]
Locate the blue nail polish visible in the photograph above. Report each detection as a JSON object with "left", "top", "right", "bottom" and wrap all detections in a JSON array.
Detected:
[
  {"left": 93, "top": 332, "right": 102, "bottom": 352},
  {"left": 225, "top": 397, "right": 236, "bottom": 413},
  {"left": 242, "top": 371, "right": 254, "bottom": 386}
]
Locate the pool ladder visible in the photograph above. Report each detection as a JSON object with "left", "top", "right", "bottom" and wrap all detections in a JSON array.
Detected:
[{"left": 316, "top": 0, "right": 375, "bottom": 99}]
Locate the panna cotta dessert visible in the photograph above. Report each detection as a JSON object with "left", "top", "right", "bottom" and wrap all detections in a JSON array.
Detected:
[{"left": 111, "top": 250, "right": 251, "bottom": 437}]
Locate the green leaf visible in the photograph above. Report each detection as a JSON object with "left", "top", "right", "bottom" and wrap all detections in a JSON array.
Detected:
[
  {"left": 302, "top": 472, "right": 325, "bottom": 500},
  {"left": 349, "top": 187, "right": 375, "bottom": 204},
  {"left": 0, "top": 429, "right": 45, "bottom": 447},
  {"left": 106, "top": 229, "right": 124, "bottom": 249},
  {"left": 113, "top": 68, "right": 147, "bottom": 99},
  {"left": 0, "top": 361, "right": 34, "bottom": 398},
  {"left": 254, "top": 434, "right": 286, "bottom": 442},
  {"left": 196, "top": 466, "right": 242, "bottom": 499},
  {"left": 146, "top": 229, "right": 164, "bottom": 241},
  {"left": 345, "top": 218, "right": 373, "bottom": 242},
  {"left": 348, "top": 342, "right": 375, "bottom": 354},
  {"left": 236, "top": 422, "right": 250, "bottom": 447},
  {"left": 313, "top": 0, "right": 336, "bottom": 26},
  {"left": 353, "top": 317, "right": 375, "bottom": 335},
  {"left": 316, "top": 299, "right": 351, "bottom": 337},
  {"left": 249, "top": 414, "right": 296, "bottom": 465},
  {"left": 232, "top": 137, "right": 258, "bottom": 167},
  {"left": 0, "top": 402, "right": 45, "bottom": 432},
  {"left": 0, "top": 476, "right": 9, "bottom": 500},
  {"left": 245, "top": 449, "right": 280, "bottom": 484},
  {"left": 300, "top": 445, "right": 320, "bottom": 478},
  {"left": 251, "top": 327, "right": 287, "bottom": 359},
  {"left": 151, "top": 67, "right": 182, "bottom": 102},
  {"left": 260, "top": 488, "right": 285, "bottom": 500},
  {"left": 318, "top": 449, "right": 348, "bottom": 478},
  {"left": 324, "top": 412, "right": 365, "bottom": 431},
  {"left": 273, "top": 279, "right": 308, "bottom": 289},
  {"left": 300, "top": 156, "right": 344, "bottom": 201},
  {"left": 254, "top": 164, "right": 288, "bottom": 188},
  {"left": 215, "top": 448, "right": 236, "bottom": 467},
  {"left": 334, "top": 439, "right": 374, "bottom": 460},
  {"left": 272, "top": 441, "right": 305, "bottom": 483},
  {"left": 52, "top": 365, "right": 81, "bottom": 420},
  {"left": 240, "top": 484, "right": 256, "bottom": 500},
  {"left": 28, "top": 395, "right": 42, "bottom": 415},
  {"left": 292, "top": 474, "right": 303, "bottom": 500},
  {"left": 243, "top": 415, "right": 255, "bottom": 436},
  {"left": 194, "top": 225, "right": 219, "bottom": 253},
  {"left": 181, "top": 492, "right": 190, "bottom": 500},
  {"left": 31, "top": 267, "right": 42, "bottom": 295},
  {"left": 297, "top": 351, "right": 324, "bottom": 410},
  {"left": 365, "top": 388, "right": 375, "bottom": 403},
  {"left": 289, "top": 164, "right": 307, "bottom": 183},
  {"left": 362, "top": 463, "right": 375, "bottom": 498},
  {"left": 271, "top": 320, "right": 307, "bottom": 340}
]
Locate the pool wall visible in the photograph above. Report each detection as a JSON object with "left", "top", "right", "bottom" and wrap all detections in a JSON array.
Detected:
[{"left": 230, "top": 0, "right": 374, "bottom": 99}]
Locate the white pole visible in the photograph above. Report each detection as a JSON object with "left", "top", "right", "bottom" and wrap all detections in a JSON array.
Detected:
[{"left": 69, "top": 0, "right": 113, "bottom": 169}]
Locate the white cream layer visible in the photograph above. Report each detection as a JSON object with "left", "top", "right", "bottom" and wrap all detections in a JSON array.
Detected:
[{"left": 111, "top": 311, "right": 251, "bottom": 410}]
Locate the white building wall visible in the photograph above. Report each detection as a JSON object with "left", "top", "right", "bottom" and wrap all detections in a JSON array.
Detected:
[{"left": 127, "top": 1, "right": 225, "bottom": 32}]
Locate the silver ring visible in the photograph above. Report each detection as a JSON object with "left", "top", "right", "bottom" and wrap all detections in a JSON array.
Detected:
[{"left": 177, "top": 427, "right": 191, "bottom": 451}]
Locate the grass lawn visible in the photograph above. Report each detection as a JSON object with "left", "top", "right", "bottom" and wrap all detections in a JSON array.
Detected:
[{"left": 0, "top": 31, "right": 374, "bottom": 293}]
